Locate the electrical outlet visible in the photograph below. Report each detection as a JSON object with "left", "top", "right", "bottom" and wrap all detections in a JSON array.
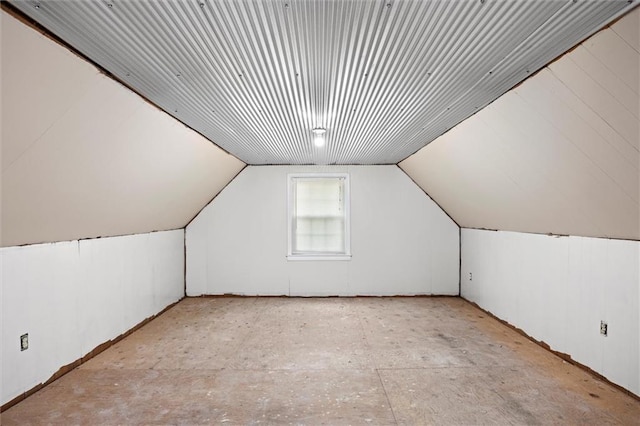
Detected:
[
  {"left": 600, "top": 321, "right": 608, "bottom": 336},
  {"left": 20, "top": 333, "right": 29, "bottom": 351},
  {"left": 469, "top": 272, "right": 473, "bottom": 281}
]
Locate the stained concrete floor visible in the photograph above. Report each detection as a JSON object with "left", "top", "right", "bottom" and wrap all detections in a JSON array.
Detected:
[{"left": 2, "top": 297, "right": 639, "bottom": 425}]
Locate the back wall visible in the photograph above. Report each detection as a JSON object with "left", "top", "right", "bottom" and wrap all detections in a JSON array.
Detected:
[{"left": 186, "top": 165, "right": 459, "bottom": 296}]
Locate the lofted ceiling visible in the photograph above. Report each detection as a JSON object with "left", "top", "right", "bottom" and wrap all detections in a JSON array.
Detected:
[{"left": 8, "top": 0, "right": 638, "bottom": 165}]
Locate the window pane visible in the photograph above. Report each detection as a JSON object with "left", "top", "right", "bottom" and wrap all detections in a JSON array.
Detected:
[
  {"left": 295, "top": 217, "right": 344, "bottom": 252},
  {"left": 295, "top": 178, "right": 343, "bottom": 217},
  {"left": 292, "top": 177, "right": 346, "bottom": 254}
]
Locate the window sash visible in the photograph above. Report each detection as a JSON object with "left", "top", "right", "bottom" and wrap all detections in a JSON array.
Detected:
[{"left": 288, "top": 174, "right": 350, "bottom": 259}]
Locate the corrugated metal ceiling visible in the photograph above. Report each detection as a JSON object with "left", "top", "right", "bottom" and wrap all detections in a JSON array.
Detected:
[{"left": 9, "top": 0, "right": 638, "bottom": 165}]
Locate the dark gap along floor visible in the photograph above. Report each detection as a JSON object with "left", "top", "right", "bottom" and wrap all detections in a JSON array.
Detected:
[{"left": 2, "top": 296, "right": 639, "bottom": 425}]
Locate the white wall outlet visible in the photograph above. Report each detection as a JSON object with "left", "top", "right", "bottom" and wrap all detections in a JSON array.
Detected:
[
  {"left": 20, "top": 333, "right": 29, "bottom": 351},
  {"left": 600, "top": 321, "right": 608, "bottom": 336},
  {"left": 469, "top": 272, "right": 473, "bottom": 281}
]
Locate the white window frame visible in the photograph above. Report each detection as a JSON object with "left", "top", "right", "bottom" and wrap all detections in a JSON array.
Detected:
[{"left": 287, "top": 173, "right": 351, "bottom": 261}]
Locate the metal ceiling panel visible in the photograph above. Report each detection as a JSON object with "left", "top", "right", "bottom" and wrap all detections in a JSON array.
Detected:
[{"left": 9, "top": 0, "right": 638, "bottom": 165}]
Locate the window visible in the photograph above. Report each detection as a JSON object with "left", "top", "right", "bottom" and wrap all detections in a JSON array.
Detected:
[{"left": 287, "top": 173, "right": 351, "bottom": 260}]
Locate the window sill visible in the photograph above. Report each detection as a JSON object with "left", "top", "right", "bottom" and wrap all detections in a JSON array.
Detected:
[{"left": 287, "top": 254, "right": 352, "bottom": 261}]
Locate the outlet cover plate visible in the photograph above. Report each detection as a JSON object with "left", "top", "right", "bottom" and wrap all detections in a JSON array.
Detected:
[
  {"left": 20, "top": 333, "right": 29, "bottom": 351},
  {"left": 600, "top": 321, "right": 608, "bottom": 336}
]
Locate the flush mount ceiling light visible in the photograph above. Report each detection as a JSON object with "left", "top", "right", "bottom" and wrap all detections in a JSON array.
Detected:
[{"left": 312, "top": 128, "right": 327, "bottom": 148}]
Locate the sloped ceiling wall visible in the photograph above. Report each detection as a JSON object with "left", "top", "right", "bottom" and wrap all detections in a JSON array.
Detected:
[
  {"left": 400, "top": 7, "right": 639, "bottom": 241},
  {"left": 1, "top": 10, "right": 245, "bottom": 247}
]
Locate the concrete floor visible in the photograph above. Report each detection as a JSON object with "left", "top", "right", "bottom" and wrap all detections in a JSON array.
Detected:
[{"left": 2, "top": 297, "right": 639, "bottom": 425}]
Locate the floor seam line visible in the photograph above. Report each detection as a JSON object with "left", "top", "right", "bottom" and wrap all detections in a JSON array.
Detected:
[
  {"left": 354, "top": 301, "right": 398, "bottom": 424},
  {"left": 376, "top": 368, "right": 399, "bottom": 425}
]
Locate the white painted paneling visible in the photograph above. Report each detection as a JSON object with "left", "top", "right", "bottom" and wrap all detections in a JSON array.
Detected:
[
  {"left": 400, "top": 7, "right": 640, "bottom": 241},
  {"left": 0, "top": 15, "right": 96, "bottom": 171},
  {"left": 568, "top": 46, "right": 638, "bottom": 120},
  {"left": 186, "top": 165, "right": 459, "bottom": 297},
  {"left": 461, "top": 229, "right": 640, "bottom": 396},
  {"left": 602, "top": 239, "right": 640, "bottom": 389},
  {"left": 0, "top": 11, "right": 244, "bottom": 247},
  {"left": 612, "top": 6, "right": 640, "bottom": 52},
  {"left": 0, "top": 230, "right": 184, "bottom": 406},
  {"left": 550, "top": 50, "right": 638, "bottom": 150},
  {"left": 0, "top": 242, "right": 80, "bottom": 406},
  {"left": 583, "top": 25, "right": 640, "bottom": 96}
]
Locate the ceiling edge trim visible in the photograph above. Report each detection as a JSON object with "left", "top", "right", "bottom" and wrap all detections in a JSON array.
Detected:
[
  {"left": 461, "top": 227, "right": 640, "bottom": 243},
  {"left": 0, "top": 228, "right": 186, "bottom": 250},
  {"left": 246, "top": 162, "right": 398, "bottom": 166}
]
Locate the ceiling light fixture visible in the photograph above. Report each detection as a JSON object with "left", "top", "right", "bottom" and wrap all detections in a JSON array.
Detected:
[{"left": 312, "top": 128, "right": 327, "bottom": 148}]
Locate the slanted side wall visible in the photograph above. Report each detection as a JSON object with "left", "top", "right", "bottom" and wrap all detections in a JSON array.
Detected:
[
  {"left": 1, "top": 10, "right": 244, "bottom": 247},
  {"left": 400, "top": 7, "right": 639, "bottom": 241}
]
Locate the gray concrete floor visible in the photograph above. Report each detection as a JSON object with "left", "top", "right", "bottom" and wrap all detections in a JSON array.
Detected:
[{"left": 2, "top": 297, "right": 639, "bottom": 424}]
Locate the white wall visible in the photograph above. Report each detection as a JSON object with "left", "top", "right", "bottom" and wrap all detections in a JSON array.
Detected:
[
  {"left": 461, "top": 228, "right": 639, "bottom": 396},
  {"left": 1, "top": 229, "right": 185, "bottom": 406},
  {"left": 187, "top": 165, "right": 459, "bottom": 296}
]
